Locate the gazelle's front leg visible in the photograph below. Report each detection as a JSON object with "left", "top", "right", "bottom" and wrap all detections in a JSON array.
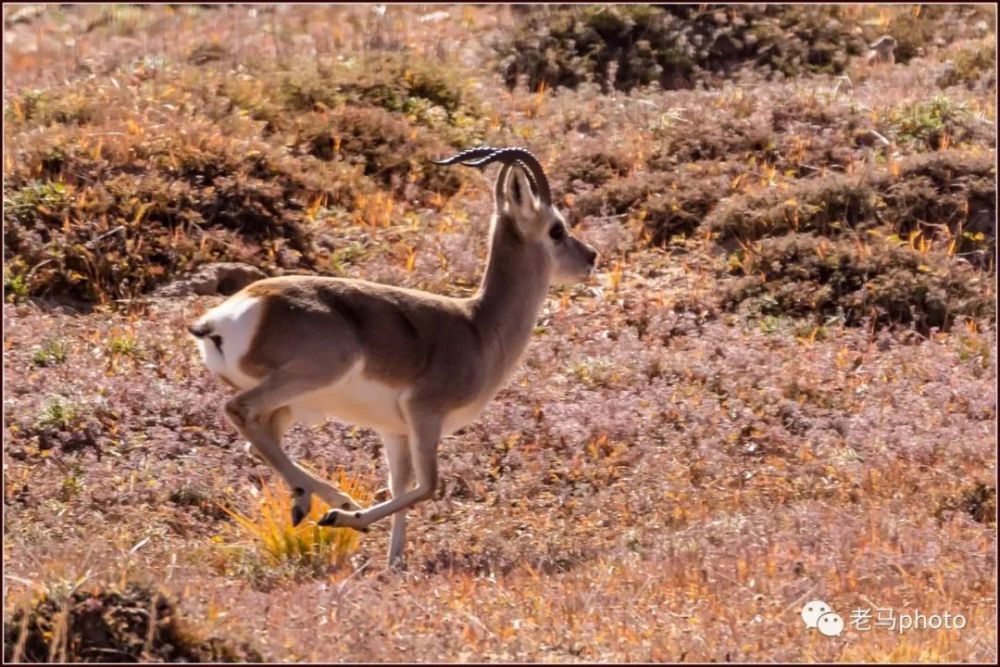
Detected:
[
  {"left": 319, "top": 415, "right": 440, "bottom": 549},
  {"left": 381, "top": 433, "right": 414, "bottom": 567}
]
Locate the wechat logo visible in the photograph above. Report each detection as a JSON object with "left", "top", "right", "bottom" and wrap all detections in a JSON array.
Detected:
[{"left": 801, "top": 600, "right": 845, "bottom": 637}]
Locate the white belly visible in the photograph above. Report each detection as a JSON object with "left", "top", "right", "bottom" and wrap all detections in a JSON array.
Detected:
[
  {"left": 442, "top": 396, "right": 492, "bottom": 435},
  {"left": 288, "top": 360, "right": 409, "bottom": 433},
  {"left": 291, "top": 364, "right": 494, "bottom": 436}
]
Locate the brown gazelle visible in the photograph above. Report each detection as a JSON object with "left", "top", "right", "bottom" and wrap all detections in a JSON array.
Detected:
[{"left": 189, "top": 147, "right": 598, "bottom": 566}]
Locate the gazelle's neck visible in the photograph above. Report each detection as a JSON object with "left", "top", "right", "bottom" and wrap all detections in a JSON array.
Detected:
[{"left": 469, "top": 217, "right": 550, "bottom": 379}]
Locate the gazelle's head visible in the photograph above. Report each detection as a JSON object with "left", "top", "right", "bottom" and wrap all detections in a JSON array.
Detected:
[{"left": 433, "top": 147, "right": 598, "bottom": 284}]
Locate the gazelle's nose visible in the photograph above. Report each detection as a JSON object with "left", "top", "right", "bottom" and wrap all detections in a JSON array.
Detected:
[{"left": 585, "top": 247, "right": 598, "bottom": 266}]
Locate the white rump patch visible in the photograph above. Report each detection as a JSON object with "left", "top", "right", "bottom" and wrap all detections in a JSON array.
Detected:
[{"left": 193, "top": 295, "right": 263, "bottom": 389}]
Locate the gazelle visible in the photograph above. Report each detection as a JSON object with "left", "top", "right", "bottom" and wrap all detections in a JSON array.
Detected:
[
  {"left": 189, "top": 147, "right": 598, "bottom": 566},
  {"left": 866, "top": 35, "right": 897, "bottom": 66}
]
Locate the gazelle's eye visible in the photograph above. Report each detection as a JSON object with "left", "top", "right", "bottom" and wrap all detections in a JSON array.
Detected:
[{"left": 549, "top": 224, "right": 566, "bottom": 241}]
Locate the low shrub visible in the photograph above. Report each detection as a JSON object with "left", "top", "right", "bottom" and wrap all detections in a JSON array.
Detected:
[
  {"left": 722, "top": 232, "right": 994, "bottom": 333},
  {"left": 4, "top": 87, "right": 95, "bottom": 126},
  {"left": 575, "top": 163, "right": 737, "bottom": 244},
  {"left": 4, "top": 115, "right": 338, "bottom": 304},
  {"left": 937, "top": 39, "right": 997, "bottom": 90},
  {"left": 3, "top": 583, "right": 261, "bottom": 662},
  {"left": 301, "top": 105, "right": 465, "bottom": 196},
  {"left": 2, "top": 166, "right": 315, "bottom": 304},
  {"left": 498, "top": 5, "right": 871, "bottom": 93},
  {"left": 649, "top": 114, "right": 777, "bottom": 168},
  {"left": 886, "top": 95, "right": 986, "bottom": 151},
  {"left": 705, "top": 150, "right": 996, "bottom": 249},
  {"left": 880, "top": 150, "right": 996, "bottom": 254},
  {"left": 220, "top": 52, "right": 483, "bottom": 141},
  {"left": 499, "top": 5, "right": 988, "bottom": 93},
  {"left": 556, "top": 148, "right": 634, "bottom": 190},
  {"left": 935, "top": 482, "right": 997, "bottom": 525},
  {"left": 705, "top": 172, "right": 884, "bottom": 242}
]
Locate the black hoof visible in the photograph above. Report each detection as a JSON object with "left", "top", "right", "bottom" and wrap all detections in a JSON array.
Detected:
[
  {"left": 291, "top": 505, "right": 306, "bottom": 527},
  {"left": 317, "top": 510, "right": 339, "bottom": 527}
]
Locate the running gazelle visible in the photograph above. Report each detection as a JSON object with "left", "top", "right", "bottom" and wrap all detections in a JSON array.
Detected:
[{"left": 189, "top": 147, "right": 598, "bottom": 566}]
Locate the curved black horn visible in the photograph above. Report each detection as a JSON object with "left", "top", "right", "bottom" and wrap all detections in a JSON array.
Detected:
[
  {"left": 460, "top": 148, "right": 551, "bottom": 205},
  {"left": 430, "top": 146, "right": 503, "bottom": 166},
  {"left": 432, "top": 146, "right": 552, "bottom": 205}
]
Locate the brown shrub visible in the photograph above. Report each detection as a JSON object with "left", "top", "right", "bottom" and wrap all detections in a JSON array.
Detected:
[
  {"left": 649, "top": 115, "right": 777, "bottom": 168},
  {"left": 705, "top": 173, "right": 884, "bottom": 242},
  {"left": 499, "top": 5, "right": 873, "bottom": 93},
  {"left": 4, "top": 87, "right": 96, "bottom": 126},
  {"left": 880, "top": 151, "right": 996, "bottom": 266},
  {"left": 219, "top": 52, "right": 482, "bottom": 142},
  {"left": 500, "top": 5, "right": 990, "bottom": 94},
  {"left": 722, "top": 232, "right": 994, "bottom": 333},
  {"left": 4, "top": 86, "right": 460, "bottom": 305},
  {"left": 935, "top": 482, "right": 997, "bottom": 525},
  {"left": 3, "top": 583, "right": 260, "bottom": 662},
  {"left": 303, "top": 106, "right": 464, "bottom": 197},
  {"left": 647, "top": 88, "right": 871, "bottom": 180},
  {"left": 705, "top": 150, "right": 996, "bottom": 250},
  {"left": 556, "top": 148, "right": 634, "bottom": 190},
  {"left": 2, "top": 138, "right": 320, "bottom": 304},
  {"left": 937, "top": 39, "right": 997, "bottom": 90},
  {"left": 574, "top": 163, "right": 739, "bottom": 245}
]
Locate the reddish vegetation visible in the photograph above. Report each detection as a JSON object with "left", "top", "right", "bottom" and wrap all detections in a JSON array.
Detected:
[{"left": 3, "top": 4, "right": 996, "bottom": 662}]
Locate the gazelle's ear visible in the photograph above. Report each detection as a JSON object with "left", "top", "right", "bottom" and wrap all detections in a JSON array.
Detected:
[
  {"left": 493, "top": 163, "right": 512, "bottom": 212},
  {"left": 500, "top": 166, "right": 541, "bottom": 233}
]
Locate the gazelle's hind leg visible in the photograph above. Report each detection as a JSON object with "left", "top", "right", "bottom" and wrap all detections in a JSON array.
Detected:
[
  {"left": 267, "top": 408, "right": 364, "bottom": 516},
  {"left": 382, "top": 433, "right": 414, "bottom": 568},
  {"left": 225, "top": 364, "right": 362, "bottom": 525}
]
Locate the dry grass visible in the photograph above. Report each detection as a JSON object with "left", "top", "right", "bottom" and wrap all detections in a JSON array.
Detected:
[
  {"left": 219, "top": 471, "right": 372, "bottom": 580},
  {"left": 2, "top": 3, "right": 996, "bottom": 663}
]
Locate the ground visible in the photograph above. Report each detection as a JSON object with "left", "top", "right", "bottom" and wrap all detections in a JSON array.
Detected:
[{"left": 2, "top": 4, "right": 997, "bottom": 662}]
